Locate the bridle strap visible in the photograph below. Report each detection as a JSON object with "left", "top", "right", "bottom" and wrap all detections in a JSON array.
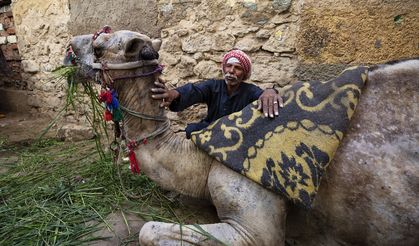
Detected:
[
  {"left": 112, "top": 65, "right": 163, "bottom": 81},
  {"left": 131, "top": 119, "right": 171, "bottom": 145},
  {"left": 92, "top": 59, "right": 159, "bottom": 70},
  {"left": 120, "top": 105, "right": 167, "bottom": 122},
  {"left": 95, "top": 59, "right": 170, "bottom": 142}
]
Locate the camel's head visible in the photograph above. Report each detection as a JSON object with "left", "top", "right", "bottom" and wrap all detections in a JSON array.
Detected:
[{"left": 64, "top": 28, "right": 162, "bottom": 75}]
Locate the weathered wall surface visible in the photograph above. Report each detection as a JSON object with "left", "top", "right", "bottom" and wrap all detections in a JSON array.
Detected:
[
  {"left": 67, "top": 0, "right": 160, "bottom": 38},
  {"left": 156, "top": 0, "right": 298, "bottom": 88},
  {"left": 296, "top": 0, "right": 419, "bottom": 81},
  {"left": 12, "top": 0, "right": 71, "bottom": 115}
]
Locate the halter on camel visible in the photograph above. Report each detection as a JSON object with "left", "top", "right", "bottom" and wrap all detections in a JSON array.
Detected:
[{"left": 67, "top": 26, "right": 170, "bottom": 175}]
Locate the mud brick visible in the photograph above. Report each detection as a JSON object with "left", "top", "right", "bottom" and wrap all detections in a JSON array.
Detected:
[
  {"left": 8, "top": 43, "right": 17, "bottom": 49},
  {"left": 2, "top": 44, "right": 19, "bottom": 60},
  {"left": 6, "top": 26, "right": 14, "bottom": 34},
  {"left": 2, "top": 16, "right": 10, "bottom": 29},
  {"left": 4, "top": 11, "right": 12, "bottom": 18}
]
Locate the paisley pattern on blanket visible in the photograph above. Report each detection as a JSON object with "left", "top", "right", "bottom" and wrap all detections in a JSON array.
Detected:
[{"left": 191, "top": 66, "right": 368, "bottom": 208}]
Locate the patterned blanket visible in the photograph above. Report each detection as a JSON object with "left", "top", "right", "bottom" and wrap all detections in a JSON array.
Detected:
[{"left": 191, "top": 66, "right": 368, "bottom": 208}]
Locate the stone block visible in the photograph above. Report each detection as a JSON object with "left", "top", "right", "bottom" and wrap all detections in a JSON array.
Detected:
[
  {"left": 0, "top": 23, "right": 3, "bottom": 31},
  {"left": 6, "top": 35, "right": 16, "bottom": 43},
  {"left": 182, "top": 33, "right": 214, "bottom": 53},
  {"left": 0, "top": 36, "right": 6, "bottom": 44},
  {"left": 22, "top": 60, "right": 40, "bottom": 73},
  {"left": 57, "top": 124, "right": 95, "bottom": 142},
  {"left": 235, "top": 35, "right": 263, "bottom": 52},
  {"left": 262, "top": 24, "right": 296, "bottom": 53},
  {"left": 193, "top": 60, "right": 221, "bottom": 79},
  {"left": 251, "top": 58, "right": 296, "bottom": 85},
  {"left": 272, "top": 0, "right": 292, "bottom": 12},
  {"left": 256, "top": 29, "right": 271, "bottom": 39}
]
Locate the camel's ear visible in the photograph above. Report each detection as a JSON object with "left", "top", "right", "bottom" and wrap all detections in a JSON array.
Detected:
[{"left": 152, "top": 39, "right": 162, "bottom": 52}]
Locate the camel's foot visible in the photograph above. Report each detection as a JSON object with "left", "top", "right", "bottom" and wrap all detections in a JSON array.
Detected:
[{"left": 139, "top": 221, "right": 253, "bottom": 245}]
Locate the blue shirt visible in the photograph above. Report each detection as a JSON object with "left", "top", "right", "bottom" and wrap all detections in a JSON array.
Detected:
[{"left": 169, "top": 79, "right": 263, "bottom": 138}]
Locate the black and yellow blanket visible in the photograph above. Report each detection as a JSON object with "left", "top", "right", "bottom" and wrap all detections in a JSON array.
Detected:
[{"left": 191, "top": 66, "right": 368, "bottom": 208}]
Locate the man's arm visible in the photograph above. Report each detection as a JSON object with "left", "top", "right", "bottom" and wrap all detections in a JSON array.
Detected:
[
  {"left": 257, "top": 87, "right": 283, "bottom": 118},
  {"left": 151, "top": 78, "right": 213, "bottom": 110}
]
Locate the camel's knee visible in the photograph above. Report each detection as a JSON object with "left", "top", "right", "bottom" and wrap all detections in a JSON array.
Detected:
[{"left": 139, "top": 222, "right": 161, "bottom": 246}]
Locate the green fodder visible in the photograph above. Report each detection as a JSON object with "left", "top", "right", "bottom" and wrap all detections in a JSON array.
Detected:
[{"left": 0, "top": 139, "right": 181, "bottom": 245}]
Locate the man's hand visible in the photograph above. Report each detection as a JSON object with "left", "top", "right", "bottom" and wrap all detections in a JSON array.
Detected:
[
  {"left": 151, "top": 78, "right": 180, "bottom": 108},
  {"left": 257, "top": 88, "right": 283, "bottom": 118}
]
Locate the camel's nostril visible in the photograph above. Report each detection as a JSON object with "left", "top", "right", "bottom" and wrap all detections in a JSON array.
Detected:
[
  {"left": 125, "top": 38, "right": 144, "bottom": 57},
  {"left": 140, "top": 46, "right": 159, "bottom": 60}
]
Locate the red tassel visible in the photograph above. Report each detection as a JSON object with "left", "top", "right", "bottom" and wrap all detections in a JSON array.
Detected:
[
  {"left": 99, "top": 90, "right": 112, "bottom": 104},
  {"left": 104, "top": 109, "right": 113, "bottom": 121},
  {"left": 129, "top": 150, "right": 141, "bottom": 174}
]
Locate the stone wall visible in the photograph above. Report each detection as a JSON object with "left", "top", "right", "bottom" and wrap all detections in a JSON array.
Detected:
[
  {"left": 154, "top": 0, "right": 300, "bottom": 125},
  {"left": 67, "top": 0, "right": 160, "bottom": 38},
  {"left": 8, "top": 0, "right": 419, "bottom": 126},
  {"left": 156, "top": 0, "right": 298, "bottom": 88},
  {"left": 12, "top": 0, "right": 71, "bottom": 115}
]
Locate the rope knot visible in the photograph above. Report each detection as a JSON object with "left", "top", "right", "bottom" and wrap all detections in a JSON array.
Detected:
[
  {"left": 93, "top": 25, "right": 112, "bottom": 41},
  {"left": 101, "top": 61, "right": 109, "bottom": 71},
  {"left": 98, "top": 89, "right": 123, "bottom": 122},
  {"left": 126, "top": 139, "right": 146, "bottom": 175}
]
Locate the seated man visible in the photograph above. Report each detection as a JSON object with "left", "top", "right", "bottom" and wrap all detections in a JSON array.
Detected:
[{"left": 151, "top": 49, "right": 283, "bottom": 138}]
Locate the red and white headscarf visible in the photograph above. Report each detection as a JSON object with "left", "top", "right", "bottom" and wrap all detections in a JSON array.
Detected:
[{"left": 222, "top": 49, "right": 252, "bottom": 80}]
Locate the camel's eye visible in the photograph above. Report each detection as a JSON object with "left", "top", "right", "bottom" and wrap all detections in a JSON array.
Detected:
[{"left": 94, "top": 46, "right": 104, "bottom": 58}]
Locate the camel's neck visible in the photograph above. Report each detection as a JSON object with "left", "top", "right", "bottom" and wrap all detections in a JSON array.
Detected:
[
  {"left": 111, "top": 68, "right": 214, "bottom": 198},
  {"left": 110, "top": 66, "right": 166, "bottom": 141}
]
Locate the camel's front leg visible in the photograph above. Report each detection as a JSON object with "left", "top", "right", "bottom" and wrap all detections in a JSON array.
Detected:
[{"left": 139, "top": 162, "right": 288, "bottom": 245}]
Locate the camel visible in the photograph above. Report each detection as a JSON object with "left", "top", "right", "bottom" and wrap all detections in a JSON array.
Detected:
[{"left": 65, "top": 30, "right": 419, "bottom": 245}]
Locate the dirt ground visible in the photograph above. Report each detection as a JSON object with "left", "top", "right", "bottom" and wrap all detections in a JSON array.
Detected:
[
  {"left": 0, "top": 112, "right": 55, "bottom": 143},
  {"left": 0, "top": 112, "right": 54, "bottom": 175},
  {"left": 0, "top": 111, "right": 219, "bottom": 245}
]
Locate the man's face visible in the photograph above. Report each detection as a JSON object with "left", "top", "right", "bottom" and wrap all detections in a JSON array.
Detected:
[{"left": 223, "top": 62, "right": 245, "bottom": 87}]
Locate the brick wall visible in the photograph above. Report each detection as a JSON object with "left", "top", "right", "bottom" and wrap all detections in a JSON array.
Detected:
[{"left": 0, "top": 2, "right": 25, "bottom": 89}]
